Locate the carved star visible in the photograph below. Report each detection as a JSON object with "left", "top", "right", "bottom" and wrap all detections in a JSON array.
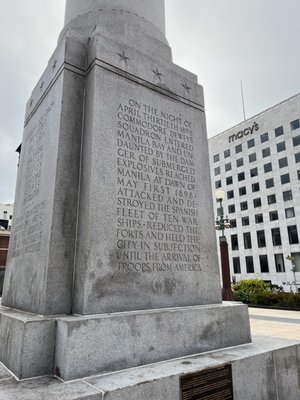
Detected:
[
  {"left": 182, "top": 81, "right": 191, "bottom": 93},
  {"left": 29, "top": 99, "right": 33, "bottom": 108},
  {"left": 40, "top": 81, "right": 44, "bottom": 91},
  {"left": 152, "top": 68, "right": 163, "bottom": 81},
  {"left": 118, "top": 51, "right": 130, "bottom": 65}
]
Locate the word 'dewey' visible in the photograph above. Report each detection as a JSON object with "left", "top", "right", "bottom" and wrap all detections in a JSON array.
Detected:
[{"left": 228, "top": 122, "right": 259, "bottom": 143}]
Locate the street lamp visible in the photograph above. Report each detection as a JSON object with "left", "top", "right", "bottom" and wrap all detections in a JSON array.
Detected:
[
  {"left": 286, "top": 255, "right": 297, "bottom": 293},
  {"left": 215, "top": 189, "right": 234, "bottom": 301}
]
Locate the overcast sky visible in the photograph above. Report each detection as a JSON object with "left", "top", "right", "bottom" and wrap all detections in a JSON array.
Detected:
[{"left": 1, "top": 0, "right": 300, "bottom": 203}]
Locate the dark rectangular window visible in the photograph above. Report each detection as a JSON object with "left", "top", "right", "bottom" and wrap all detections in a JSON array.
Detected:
[
  {"left": 226, "top": 176, "right": 233, "bottom": 185},
  {"left": 292, "top": 135, "right": 300, "bottom": 147},
  {"left": 259, "top": 255, "right": 269, "bottom": 273},
  {"left": 224, "top": 149, "right": 231, "bottom": 158},
  {"left": 235, "top": 144, "right": 242, "bottom": 154},
  {"left": 267, "top": 194, "right": 276, "bottom": 204},
  {"left": 242, "top": 216, "right": 250, "bottom": 226},
  {"left": 285, "top": 207, "right": 295, "bottom": 218},
  {"left": 239, "top": 187, "right": 246, "bottom": 196},
  {"left": 236, "top": 158, "right": 244, "bottom": 167},
  {"left": 269, "top": 211, "right": 278, "bottom": 221},
  {"left": 215, "top": 180, "right": 221, "bottom": 189},
  {"left": 272, "top": 228, "right": 282, "bottom": 246},
  {"left": 231, "top": 234, "right": 239, "bottom": 250},
  {"left": 281, "top": 173, "right": 290, "bottom": 184},
  {"left": 264, "top": 162, "right": 272, "bottom": 173},
  {"left": 275, "top": 126, "right": 284, "bottom": 137},
  {"left": 253, "top": 198, "right": 262, "bottom": 208},
  {"left": 291, "top": 119, "right": 300, "bottom": 130},
  {"left": 262, "top": 147, "right": 270, "bottom": 158},
  {"left": 266, "top": 178, "right": 274, "bottom": 188},
  {"left": 252, "top": 182, "right": 260, "bottom": 192},
  {"left": 246, "top": 256, "right": 254, "bottom": 273},
  {"left": 227, "top": 190, "right": 234, "bottom": 199},
  {"left": 230, "top": 219, "right": 237, "bottom": 228},
  {"left": 283, "top": 190, "right": 293, "bottom": 201},
  {"left": 278, "top": 157, "right": 288, "bottom": 168},
  {"left": 243, "top": 232, "right": 252, "bottom": 249},
  {"left": 228, "top": 204, "right": 235, "bottom": 214},
  {"left": 225, "top": 162, "right": 232, "bottom": 172},
  {"left": 240, "top": 201, "right": 248, "bottom": 211},
  {"left": 255, "top": 214, "right": 263, "bottom": 223},
  {"left": 277, "top": 141, "right": 286, "bottom": 152},
  {"left": 249, "top": 153, "right": 257, "bottom": 163},
  {"left": 213, "top": 154, "right": 220, "bottom": 163},
  {"left": 247, "top": 138, "right": 255, "bottom": 148},
  {"left": 275, "top": 254, "right": 285, "bottom": 272},
  {"left": 214, "top": 167, "right": 220, "bottom": 176},
  {"left": 298, "top": 170, "right": 300, "bottom": 180},
  {"left": 288, "top": 225, "right": 299, "bottom": 244},
  {"left": 295, "top": 152, "right": 300, "bottom": 163},
  {"left": 233, "top": 257, "right": 241, "bottom": 274},
  {"left": 260, "top": 132, "right": 269, "bottom": 143},
  {"left": 238, "top": 172, "right": 245, "bottom": 181},
  {"left": 250, "top": 167, "right": 258, "bottom": 177},
  {"left": 257, "top": 230, "right": 266, "bottom": 247}
]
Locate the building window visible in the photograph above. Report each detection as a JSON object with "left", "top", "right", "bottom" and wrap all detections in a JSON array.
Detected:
[
  {"left": 247, "top": 139, "right": 255, "bottom": 149},
  {"left": 238, "top": 172, "right": 245, "bottom": 181},
  {"left": 246, "top": 256, "right": 254, "bottom": 273},
  {"left": 240, "top": 201, "right": 248, "bottom": 211},
  {"left": 228, "top": 204, "right": 235, "bottom": 214},
  {"left": 298, "top": 170, "right": 300, "bottom": 180},
  {"left": 233, "top": 257, "right": 241, "bottom": 274},
  {"left": 239, "top": 187, "right": 246, "bottom": 196},
  {"left": 259, "top": 255, "right": 269, "bottom": 273},
  {"left": 275, "top": 126, "right": 284, "bottom": 137},
  {"left": 252, "top": 182, "right": 260, "bottom": 192},
  {"left": 260, "top": 132, "right": 269, "bottom": 143},
  {"left": 288, "top": 225, "right": 299, "bottom": 244},
  {"left": 285, "top": 207, "right": 295, "bottom": 218},
  {"left": 269, "top": 211, "right": 278, "bottom": 221},
  {"left": 264, "top": 162, "right": 272, "bottom": 173},
  {"left": 231, "top": 234, "right": 239, "bottom": 250},
  {"left": 277, "top": 141, "right": 286, "bottom": 152},
  {"left": 230, "top": 219, "right": 237, "bottom": 228},
  {"left": 283, "top": 190, "right": 293, "bottom": 201},
  {"left": 249, "top": 153, "right": 257, "bottom": 163},
  {"left": 215, "top": 180, "right": 222, "bottom": 189},
  {"left": 227, "top": 190, "right": 234, "bottom": 199},
  {"left": 226, "top": 176, "right": 233, "bottom": 185},
  {"left": 243, "top": 232, "right": 252, "bottom": 249},
  {"left": 265, "top": 178, "right": 274, "bottom": 189},
  {"left": 291, "top": 119, "right": 300, "bottom": 130},
  {"left": 257, "top": 230, "right": 266, "bottom": 247},
  {"left": 295, "top": 152, "right": 300, "bottom": 163},
  {"left": 267, "top": 194, "right": 276, "bottom": 204},
  {"left": 292, "top": 135, "right": 300, "bottom": 147},
  {"left": 262, "top": 147, "right": 270, "bottom": 158},
  {"left": 275, "top": 254, "right": 285, "bottom": 272},
  {"left": 278, "top": 157, "right": 288, "bottom": 168},
  {"left": 213, "top": 154, "right": 220, "bottom": 163},
  {"left": 236, "top": 158, "right": 244, "bottom": 167},
  {"left": 235, "top": 144, "right": 242, "bottom": 154},
  {"left": 224, "top": 149, "right": 231, "bottom": 158},
  {"left": 253, "top": 198, "right": 262, "bottom": 208},
  {"left": 272, "top": 228, "right": 282, "bottom": 246},
  {"left": 255, "top": 214, "right": 263, "bottom": 223},
  {"left": 281, "top": 173, "right": 290, "bottom": 184},
  {"left": 242, "top": 216, "right": 250, "bottom": 226},
  {"left": 214, "top": 167, "right": 221, "bottom": 176},
  {"left": 250, "top": 167, "right": 258, "bottom": 177},
  {"left": 225, "top": 162, "right": 232, "bottom": 172}
]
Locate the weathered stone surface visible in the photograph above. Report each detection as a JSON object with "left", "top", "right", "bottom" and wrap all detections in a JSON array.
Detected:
[
  {"left": 0, "top": 307, "right": 56, "bottom": 379},
  {"left": 55, "top": 303, "right": 251, "bottom": 381}
]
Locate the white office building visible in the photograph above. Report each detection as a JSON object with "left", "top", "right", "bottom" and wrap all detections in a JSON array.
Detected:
[
  {"left": 0, "top": 204, "right": 14, "bottom": 230},
  {"left": 208, "top": 93, "right": 300, "bottom": 292}
]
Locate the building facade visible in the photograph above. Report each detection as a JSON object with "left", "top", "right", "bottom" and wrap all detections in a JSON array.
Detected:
[
  {"left": 209, "top": 93, "right": 300, "bottom": 292},
  {"left": 0, "top": 204, "right": 13, "bottom": 294}
]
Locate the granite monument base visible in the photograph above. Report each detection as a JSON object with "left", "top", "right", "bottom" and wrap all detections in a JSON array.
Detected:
[
  {"left": 0, "top": 336, "right": 299, "bottom": 399},
  {"left": 0, "top": 302, "right": 251, "bottom": 381}
]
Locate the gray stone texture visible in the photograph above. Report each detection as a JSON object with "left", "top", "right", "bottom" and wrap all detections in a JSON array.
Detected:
[{"left": 55, "top": 303, "right": 251, "bottom": 381}]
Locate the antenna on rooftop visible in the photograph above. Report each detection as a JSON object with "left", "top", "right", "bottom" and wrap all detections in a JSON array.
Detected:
[{"left": 240, "top": 80, "right": 246, "bottom": 121}]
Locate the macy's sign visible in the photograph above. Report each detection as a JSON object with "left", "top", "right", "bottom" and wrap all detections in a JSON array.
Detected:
[{"left": 228, "top": 122, "right": 259, "bottom": 143}]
